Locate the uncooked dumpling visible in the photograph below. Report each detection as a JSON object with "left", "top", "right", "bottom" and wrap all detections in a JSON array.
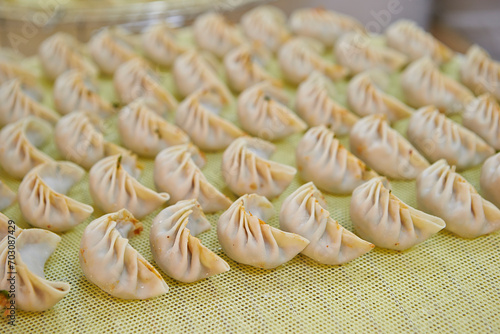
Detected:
[
  {"left": 175, "top": 87, "right": 245, "bottom": 151},
  {"left": 401, "top": 57, "right": 474, "bottom": 114},
  {"left": 0, "top": 117, "right": 54, "bottom": 179},
  {"left": 0, "top": 79, "right": 59, "bottom": 127},
  {"left": 0, "top": 225, "right": 70, "bottom": 311},
  {"left": 289, "top": 7, "right": 364, "bottom": 47},
  {"left": 18, "top": 161, "right": 93, "bottom": 232},
  {"left": 39, "top": 32, "right": 97, "bottom": 80},
  {"left": 279, "top": 37, "right": 347, "bottom": 85},
  {"left": 154, "top": 144, "right": 231, "bottom": 213},
  {"left": 241, "top": 5, "right": 290, "bottom": 53},
  {"left": 53, "top": 70, "right": 115, "bottom": 117},
  {"left": 407, "top": 106, "right": 494, "bottom": 170},
  {"left": 0, "top": 180, "right": 16, "bottom": 211},
  {"left": 193, "top": 12, "right": 244, "bottom": 58},
  {"left": 461, "top": 45, "right": 500, "bottom": 101},
  {"left": 417, "top": 159, "right": 500, "bottom": 238},
  {"left": 118, "top": 99, "right": 189, "bottom": 158},
  {"left": 89, "top": 154, "right": 169, "bottom": 218},
  {"left": 463, "top": 94, "right": 500, "bottom": 150},
  {"left": 386, "top": 20, "right": 454, "bottom": 65},
  {"left": 350, "top": 114, "right": 429, "bottom": 179},
  {"left": 280, "top": 182, "right": 374, "bottom": 264},
  {"left": 296, "top": 126, "right": 377, "bottom": 195},
  {"left": 296, "top": 71, "right": 358, "bottom": 136},
  {"left": 237, "top": 81, "right": 306, "bottom": 141},
  {"left": 218, "top": 194, "right": 309, "bottom": 269},
  {"left": 347, "top": 70, "right": 413, "bottom": 123},
  {"left": 142, "top": 22, "right": 188, "bottom": 67},
  {"left": 173, "top": 50, "right": 232, "bottom": 102},
  {"left": 0, "top": 58, "right": 39, "bottom": 94},
  {"left": 55, "top": 111, "right": 135, "bottom": 169},
  {"left": 80, "top": 209, "right": 168, "bottom": 299},
  {"left": 335, "top": 32, "right": 408, "bottom": 75},
  {"left": 150, "top": 199, "right": 230, "bottom": 283},
  {"left": 224, "top": 43, "right": 280, "bottom": 93},
  {"left": 481, "top": 153, "right": 500, "bottom": 209},
  {"left": 88, "top": 27, "right": 138, "bottom": 75},
  {"left": 351, "top": 177, "right": 445, "bottom": 250},
  {"left": 114, "top": 58, "right": 178, "bottom": 115},
  {"left": 222, "top": 137, "right": 296, "bottom": 199}
]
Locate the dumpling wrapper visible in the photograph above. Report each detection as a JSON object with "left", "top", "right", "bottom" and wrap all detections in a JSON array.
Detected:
[
  {"left": 460, "top": 45, "right": 500, "bottom": 101},
  {"left": 296, "top": 71, "right": 358, "bottom": 136},
  {"left": 296, "top": 126, "right": 378, "bottom": 195},
  {"left": 417, "top": 159, "right": 500, "bottom": 238},
  {"left": 218, "top": 194, "right": 309, "bottom": 269},
  {"left": 18, "top": 161, "right": 93, "bottom": 232},
  {"left": 407, "top": 106, "right": 494, "bottom": 171},
  {"left": 237, "top": 81, "right": 306, "bottom": 141},
  {"left": 222, "top": 137, "right": 296, "bottom": 199},
  {"left": 150, "top": 199, "right": 230, "bottom": 283},
  {"left": 280, "top": 182, "right": 374, "bottom": 264},
  {"left": 89, "top": 154, "right": 169, "bottom": 218},
  {"left": 463, "top": 94, "right": 500, "bottom": 150},
  {"left": 351, "top": 177, "right": 445, "bottom": 250},
  {"left": 155, "top": 144, "right": 231, "bottom": 213},
  {"left": 350, "top": 114, "right": 429, "bottom": 180},
  {"left": 80, "top": 209, "right": 168, "bottom": 299}
]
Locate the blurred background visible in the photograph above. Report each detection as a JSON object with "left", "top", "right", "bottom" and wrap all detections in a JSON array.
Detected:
[{"left": 0, "top": 0, "right": 498, "bottom": 58}]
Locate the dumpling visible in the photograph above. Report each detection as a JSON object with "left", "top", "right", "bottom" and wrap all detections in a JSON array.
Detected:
[
  {"left": 89, "top": 27, "right": 138, "bottom": 75},
  {"left": 350, "top": 114, "right": 429, "bottom": 179},
  {"left": 407, "top": 106, "right": 494, "bottom": 170},
  {"left": 461, "top": 45, "right": 500, "bottom": 101},
  {"left": 335, "top": 32, "right": 408, "bottom": 75},
  {"left": 173, "top": 50, "right": 232, "bottom": 102},
  {"left": 296, "top": 126, "right": 377, "bottom": 195},
  {"left": 0, "top": 225, "right": 70, "bottom": 311},
  {"left": 463, "top": 94, "right": 500, "bottom": 150},
  {"left": 280, "top": 182, "right": 374, "bottom": 264},
  {"left": 481, "top": 153, "right": 500, "bottom": 209},
  {"left": 150, "top": 199, "right": 230, "bottom": 283},
  {"left": 222, "top": 137, "right": 296, "bottom": 199},
  {"left": 0, "top": 79, "right": 59, "bottom": 127},
  {"left": 401, "top": 57, "right": 474, "bottom": 114},
  {"left": 289, "top": 8, "right": 364, "bottom": 47},
  {"left": 53, "top": 70, "right": 115, "bottom": 117},
  {"left": 223, "top": 43, "right": 280, "bottom": 93},
  {"left": 241, "top": 5, "right": 290, "bottom": 53},
  {"left": 80, "top": 209, "right": 168, "bottom": 299},
  {"left": 114, "top": 58, "right": 178, "bottom": 115},
  {"left": 154, "top": 144, "right": 231, "bottom": 213},
  {"left": 0, "top": 180, "right": 15, "bottom": 211},
  {"left": 0, "top": 117, "right": 54, "bottom": 179},
  {"left": 18, "top": 161, "right": 93, "bottom": 232},
  {"left": 193, "top": 12, "right": 244, "bottom": 58},
  {"left": 386, "top": 20, "right": 454, "bottom": 65},
  {"left": 118, "top": 99, "right": 189, "bottom": 158},
  {"left": 351, "top": 177, "right": 445, "bottom": 250},
  {"left": 347, "top": 70, "right": 414, "bottom": 123},
  {"left": 38, "top": 32, "right": 97, "bottom": 80},
  {"left": 175, "top": 87, "right": 245, "bottom": 151},
  {"left": 218, "top": 194, "right": 309, "bottom": 269},
  {"left": 296, "top": 71, "right": 358, "bottom": 136},
  {"left": 0, "top": 212, "right": 16, "bottom": 240},
  {"left": 0, "top": 58, "right": 39, "bottom": 92},
  {"left": 417, "top": 159, "right": 500, "bottom": 238},
  {"left": 89, "top": 154, "right": 169, "bottom": 218},
  {"left": 237, "top": 81, "right": 306, "bottom": 141},
  {"left": 279, "top": 37, "right": 348, "bottom": 85},
  {"left": 55, "top": 111, "right": 134, "bottom": 169},
  {"left": 142, "top": 22, "right": 188, "bottom": 67}
]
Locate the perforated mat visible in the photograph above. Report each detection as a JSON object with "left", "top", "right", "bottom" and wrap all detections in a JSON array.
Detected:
[{"left": 1, "top": 28, "right": 499, "bottom": 334}]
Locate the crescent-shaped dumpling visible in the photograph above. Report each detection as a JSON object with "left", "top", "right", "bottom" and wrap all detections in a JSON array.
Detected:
[
  {"left": 80, "top": 209, "right": 168, "bottom": 299},
  {"left": 150, "top": 199, "right": 230, "bottom": 283},
  {"left": 463, "top": 94, "right": 500, "bottom": 150},
  {"left": 218, "top": 194, "right": 309, "bottom": 269},
  {"left": 280, "top": 182, "right": 374, "bottom": 264},
  {"left": 480, "top": 152, "right": 500, "bottom": 209},
  {"left": 142, "top": 22, "right": 188, "bottom": 67},
  {"left": 461, "top": 45, "right": 500, "bottom": 101}
]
